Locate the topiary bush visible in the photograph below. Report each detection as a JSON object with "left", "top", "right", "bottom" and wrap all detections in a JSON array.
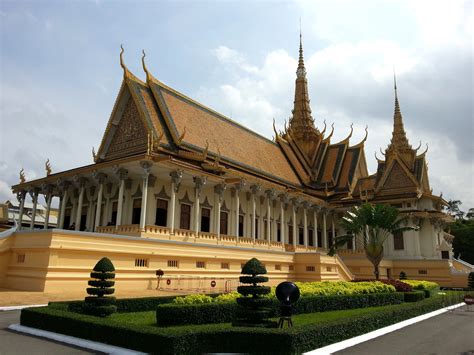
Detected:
[
  {"left": 399, "top": 271, "right": 407, "bottom": 280},
  {"left": 233, "top": 258, "right": 275, "bottom": 327},
  {"left": 468, "top": 272, "right": 474, "bottom": 290},
  {"left": 83, "top": 257, "right": 117, "bottom": 317}
]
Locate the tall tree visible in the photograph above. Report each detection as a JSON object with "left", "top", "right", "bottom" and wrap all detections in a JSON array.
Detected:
[
  {"left": 446, "top": 200, "right": 465, "bottom": 220},
  {"left": 328, "top": 203, "right": 416, "bottom": 280}
]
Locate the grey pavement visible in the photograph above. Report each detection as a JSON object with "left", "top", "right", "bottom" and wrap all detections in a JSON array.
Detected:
[
  {"left": 0, "top": 310, "right": 95, "bottom": 355},
  {"left": 335, "top": 306, "right": 474, "bottom": 355}
]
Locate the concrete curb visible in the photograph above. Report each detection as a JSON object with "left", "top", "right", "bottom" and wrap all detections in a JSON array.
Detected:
[
  {"left": 0, "top": 304, "right": 48, "bottom": 312},
  {"left": 8, "top": 323, "right": 146, "bottom": 355},
  {"left": 305, "top": 302, "right": 466, "bottom": 354}
]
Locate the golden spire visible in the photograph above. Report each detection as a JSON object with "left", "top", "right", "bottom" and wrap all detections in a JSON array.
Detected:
[
  {"left": 387, "top": 72, "right": 412, "bottom": 152},
  {"left": 45, "top": 159, "right": 52, "bottom": 176},
  {"left": 287, "top": 30, "right": 319, "bottom": 146}
]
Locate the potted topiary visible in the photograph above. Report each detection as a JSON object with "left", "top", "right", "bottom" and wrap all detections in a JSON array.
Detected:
[
  {"left": 233, "top": 258, "right": 275, "bottom": 328},
  {"left": 83, "top": 257, "right": 117, "bottom": 317},
  {"left": 399, "top": 271, "right": 407, "bottom": 280}
]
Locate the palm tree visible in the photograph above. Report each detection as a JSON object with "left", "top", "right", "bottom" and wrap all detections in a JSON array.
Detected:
[{"left": 328, "top": 203, "right": 417, "bottom": 280}]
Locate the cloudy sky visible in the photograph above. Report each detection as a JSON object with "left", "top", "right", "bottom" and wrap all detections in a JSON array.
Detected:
[{"left": 0, "top": 0, "right": 472, "bottom": 210}]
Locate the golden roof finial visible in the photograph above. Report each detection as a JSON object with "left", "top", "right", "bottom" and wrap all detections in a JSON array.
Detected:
[
  {"left": 142, "top": 49, "right": 151, "bottom": 82},
  {"left": 119, "top": 44, "right": 128, "bottom": 79},
  {"left": 19, "top": 168, "right": 26, "bottom": 184},
  {"left": 92, "top": 147, "right": 97, "bottom": 162},
  {"left": 272, "top": 118, "right": 279, "bottom": 139},
  {"left": 45, "top": 159, "right": 52, "bottom": 176}
]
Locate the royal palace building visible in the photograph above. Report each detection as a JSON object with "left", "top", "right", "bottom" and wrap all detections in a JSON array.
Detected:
[{"left": 1, "top": 38, "right": 471, "bottom": 292}]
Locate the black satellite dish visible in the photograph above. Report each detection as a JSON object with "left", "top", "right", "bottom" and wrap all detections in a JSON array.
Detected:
[
  {"left": 275, "top": 281, "right": 300, "bottom": 328},
  {"left": 276, "top": 281, "right": 300, "bottom": 305}
]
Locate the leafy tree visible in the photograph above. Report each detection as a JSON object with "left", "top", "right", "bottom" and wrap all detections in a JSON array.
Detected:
[
  {"left": 446, "top": 200, "right": 465, "bottom": 220},
  {"left": 83, "top": 257, "right": 117, "bottom": 317},
  {"left": 233, "top": 258, "right": 275, "bottom": 328},
  {"left": 328, "top": 203, "right": 416, "bottom": 280},
  {"left": 451, "top": 219, "right": 474, "bottom": 264},
  {"left": 466, "top": 208, "right": 474, "bottom": 220}
]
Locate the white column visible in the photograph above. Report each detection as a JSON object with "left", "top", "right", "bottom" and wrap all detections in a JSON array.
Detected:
[
  {"left": 169, "top": 170, "right": 183, "bottom": 233},
  {"left": 303, "top": 202, "right": 309, "bottom": 247},
  {"left": 193, "top": 176, "right": 206, "bottom": 233},
  {"left": 280, "top": 194, "right": 288, "bottom": 244},
  {"left": 265, "top": 189, "right": 275, "bottom": 243},
  {"left": 233, "top": 180, "right": 245, "bottom": 237},
  {"left": 59, "top": 187, "right": 68, "bottom": 229},
  {"left": 250, "top": 184, "right": 261, "bottom": 240},
  {"left": 322, "top": 209, "right": 328, "bottom": 249},
  {"left": 313, "top": 206, "right": 319, "bottom": 248},
  {"left": 292, "top": 200, "right": 297, "bottom": 246},
  {"left": 92, "top": 172, "right": 106, "bottom": 231},
  {"left": 74, "top": 178, "right": 86, "bottom": 231},
  {"left": 29, "top": 189, "right": 39, "bottom": 230},
  {"left": 94, "top": 183, "right": 104, "bottom": 231},
  {"left": 43, "top": 185, "right": 53, "bottom": 229},
  {"left": 214, "top": 184, "right": 226, "bottom": 238},
  {"left": 116, "top": 178, "right": 125, "bottom": 228},
  {"left": 331, "top": 213, "right": 336, "bottom": 247},
  {"left": 17, "top": 191, "right": 26, "bottom": 230},
  {"left": 139, "top": 162, "right": 152, "bottom": 231}
]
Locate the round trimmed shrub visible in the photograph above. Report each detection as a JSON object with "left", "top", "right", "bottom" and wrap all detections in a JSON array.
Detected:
[
  {"left": 233, "top": 258, "right": 275, "bottom": 328},
  {"left": 83, "top": 257, "right": 117, "bottom": 317},
  {"left": 399, "top": 271, "right": 407, "bottom": 280}
]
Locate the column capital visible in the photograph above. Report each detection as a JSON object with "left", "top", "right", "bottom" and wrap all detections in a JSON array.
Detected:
[
  {"left": 302, "top": 200, "right": 312, "bottom": 210},
  {"left": 57, "top": 178, "right": 71, "bottom": 193},
  {"left": 41, "top": 183, "right": 54, "bottom": 195},
  {"left": 214, "top": 183, "right": 226, "bottom": 202},
  {"left": 16, "top": 190, "right": 26, "bottom": 202},
  {"left": 170, "top": 170, "right": 183, "bottom": 192},
  {"left": 265, "top": 188, "right": 276, "bottom": 200},
  {"left": 28, "top": 187, "right": 40, "bottom": 199},
  {"left": 112, "top": 166, "right": 128, "bottom": 180},
  {"left": 73, "top": 175, "right": 88, "bottom": 188},
  {"left": 234, "top": 179, "right": 246, "bottom": 191},
  {"left": 291, "top": 197, "right": 302, "bottom": 207},
  {"left": 312, "top": 204, "right": 321, "bottom": 212},
  {"left": 140, "top": 161, "right": 153, "bottom": 175},
  {"left": 250, "top": 184, "right": 261, "bottom": 195},
  {"left": 92, "top": 171, "right": 108, "bottom": 184},
  {"left": 279, "top": 193, "right": 289, "bottom": 203},
  {"left": 193, "top": 176, "right": 207, "bottom": 192}
]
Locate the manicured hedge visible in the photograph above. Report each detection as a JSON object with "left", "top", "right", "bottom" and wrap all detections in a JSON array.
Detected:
[
  {"left": 156, "top": 292, "right": 404, "bottom": 326},
  {"left": 59, "top": 295, "right": 179, "bottom": 313},
  {"left": 403, "top": 291, "right": 426, "bottom": 302},
  {"left": 21, "top": 295, "right": 458, "bottom": 354}
]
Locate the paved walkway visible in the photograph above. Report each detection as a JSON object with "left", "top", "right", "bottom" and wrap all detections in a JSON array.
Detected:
[
  {"left": 0, "top": 310, "right": 94, "bottom": 354},
  {"left": 0, "top": 288, "right": 187, "bottom": 307},
  {"left": 335, "top": 306, "right": 474, "bottom": 355}
]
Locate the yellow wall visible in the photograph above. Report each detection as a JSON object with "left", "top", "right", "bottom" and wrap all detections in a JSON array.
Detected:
[{"left": 0, "top": 229, "right": 351, "bottom": 292}]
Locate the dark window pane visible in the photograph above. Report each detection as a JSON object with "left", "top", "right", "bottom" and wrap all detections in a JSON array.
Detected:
[
  {"left": 299, "top": 227, "right": 304, "bottom": 245},
  {"left": 201, "top": 208, "right": 211, "bottom": 232},
  {"left": 309, "top": 229, "right": 314, "bottom": 246},
  {"left": 155, "top": 199, "right": 168, "bottom": 227},
  {"left": 132, "top": 199, "right": 141, "bottom": 224},
  {"left": 220, "top": 211, "right": 228, "bottom": 235},
  {"left": 394, "top": 231, "right": 404, "bottom": 250},
  {"left": 238, "top": 215, "right": 244, "bottom": 237},
  {"left": 180, "top": 204, "right": 191, "bottom": 230}
]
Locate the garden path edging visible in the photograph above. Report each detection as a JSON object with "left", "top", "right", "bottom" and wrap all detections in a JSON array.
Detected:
[
  {"left": 305, "top": 302, "right": 465, "bottom": 354},
  {"left": 8, "top": 323, "right": 145, "bottom": 355},
  {"left": 0, "top": 304, "right": 48, "bottom": 312}
]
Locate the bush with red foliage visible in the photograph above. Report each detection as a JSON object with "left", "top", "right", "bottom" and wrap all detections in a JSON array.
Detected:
[{"left": 353, "top": 279, "right": 413, "bottom": 292}]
